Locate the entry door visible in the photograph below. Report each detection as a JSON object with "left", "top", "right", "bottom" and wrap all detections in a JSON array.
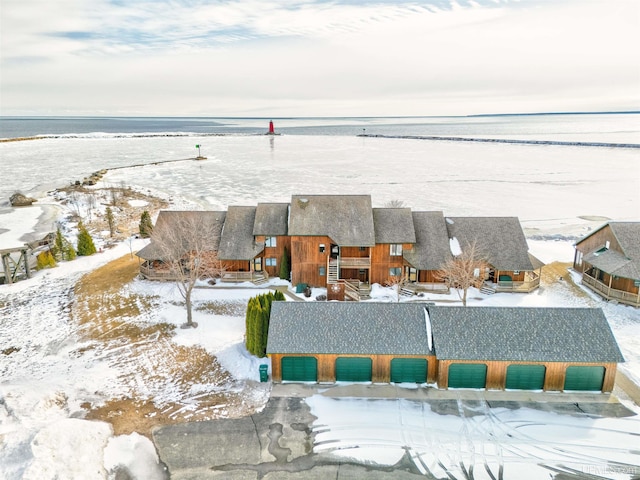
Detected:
[{"left": 253, "top": 257, "right": 262, "bottom": 272}]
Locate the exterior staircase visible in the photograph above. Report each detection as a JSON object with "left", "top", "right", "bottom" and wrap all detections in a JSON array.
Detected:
[{"left": 480, "top": 283, "right": 496, "bottom": 295}]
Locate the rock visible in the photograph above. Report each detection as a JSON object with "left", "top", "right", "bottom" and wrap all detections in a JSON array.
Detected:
[{"left": 10, "top": 192, "right": 36, "bottom": 206}]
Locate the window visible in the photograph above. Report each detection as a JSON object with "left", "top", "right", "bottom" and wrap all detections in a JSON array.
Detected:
[
  {"left": 576, "top": 250, "right": 583, "bottom": 266},
  {"left": 390, "top": 244, "right": 403, "bottom": 256},
  {"left": 319, "top": 244, "right": 325, "bottom": 253},
  {"left": 389, "top": 267, "right": 402, "bottom": 277},
  {"left": 266, "top": 258, "right": 276, "bottom": 267},
  {"left": 513, "top": 270, "right": 520, "bottom": 275},
  {"left": 359, "top": 246, "right": 366, "bottom": 252},
  {"left": 319, "top": 266, "right": 326, "bottom": 276},
  {"left": 265, "top": 236, "right": 276, "bottom": 247}
]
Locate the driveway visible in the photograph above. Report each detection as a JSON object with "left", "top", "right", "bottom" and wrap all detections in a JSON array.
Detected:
[{"left": 152, "top": 383, "right": 639, "bottom": 479}]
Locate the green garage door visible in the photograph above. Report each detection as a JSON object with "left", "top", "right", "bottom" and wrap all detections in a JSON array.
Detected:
[
  {"left": 335, "top": 357, "right": 372, "bottom": 382},
  {"left": 564, "top": 366, "right": 605, "bottom": 391},
  {"left": 281, "top": 356, "right": 317, "bottom": 382},
  {"left": 506, "top": 364, "right": 546, "bottom": 390},
  {"left": 448, "top": 363, "right": 487, "bottom": 389},
  {"left": 391, "top": 358, "right": 427, "bottom": 383}
]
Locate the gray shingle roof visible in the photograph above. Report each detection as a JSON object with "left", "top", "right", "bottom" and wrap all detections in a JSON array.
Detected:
[
  {"left": 403, "top": 211, "right": 452, "bottom": 270},
  {"left": 445, "top": 217, "right": 534, "bottom": 271},
  {"left": 428, "top": 306, "right": 624, "bottom": 363},
  {"left": 288, "top": 195, "right": 375, "bottom": 246},
  {"left": 136, "top": 210, "right": 226, "bottom": 260},
  {"left": 267, "top": 302, "right": 433, "bottom": 355},
  {"left": 218, "top": 206, "right": 263, "bottom": 260},
  {"left": 253, "top": 203, "right": 289, "bottom": 236},
  {"left": 581, "top": 222, "right": 640, "bottom": 280},
  {"left": 373, "top": 208, "right": 416, "bottom": 244}
]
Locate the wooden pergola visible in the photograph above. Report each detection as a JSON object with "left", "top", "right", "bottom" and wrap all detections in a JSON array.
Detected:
[{"left": 1, "top": 245, "right": 32, "bottom": 284}]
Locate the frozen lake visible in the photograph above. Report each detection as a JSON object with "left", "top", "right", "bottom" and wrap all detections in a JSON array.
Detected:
[{"left": 1, "top": 132, "right": 638, "bottom": 249}]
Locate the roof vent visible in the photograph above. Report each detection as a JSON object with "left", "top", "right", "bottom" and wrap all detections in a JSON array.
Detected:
[{"left": 297, "top": 198, "right": 309, "bottom": 209}]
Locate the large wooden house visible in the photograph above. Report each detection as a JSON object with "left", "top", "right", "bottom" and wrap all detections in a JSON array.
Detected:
[
  {"left": 267, "top": 303, "right": 624, "bottom": 393},
  {"left": 137, "top": 195, "right": 542, "bottom": 297},
  {"left": 574, "top": 221, "right": 640, "bottom": 307}
]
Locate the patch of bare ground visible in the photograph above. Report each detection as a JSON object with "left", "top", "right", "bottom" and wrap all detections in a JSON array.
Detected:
[
  {"left": 540, "top": 261, "right": 590, "bottom": 298},
  {"left": 72, "top": 254, "right": 263, "bottom": 437}
]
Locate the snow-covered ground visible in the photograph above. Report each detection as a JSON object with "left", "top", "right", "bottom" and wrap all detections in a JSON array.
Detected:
[{"left": 1, "top": 132, "right": 639, "bottom": 478}]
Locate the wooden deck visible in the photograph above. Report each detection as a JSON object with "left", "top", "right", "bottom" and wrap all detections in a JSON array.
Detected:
[{"left": 582, "top": 274, "right": 640, "bottom": 307}]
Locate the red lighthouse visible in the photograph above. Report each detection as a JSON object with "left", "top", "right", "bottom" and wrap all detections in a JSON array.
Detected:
[{"left": 268, "top": 120, "right": 275, "bottom": 134}]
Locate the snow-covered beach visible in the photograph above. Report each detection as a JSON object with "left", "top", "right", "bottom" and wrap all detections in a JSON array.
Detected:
[{"left": 1, "top": 115, "right": 640, "bottom": 478}]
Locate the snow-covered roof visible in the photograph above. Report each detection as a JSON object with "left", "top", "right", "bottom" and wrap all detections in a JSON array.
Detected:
[{"left": 444, "top": 217, "right": 534, "bottom": 271}]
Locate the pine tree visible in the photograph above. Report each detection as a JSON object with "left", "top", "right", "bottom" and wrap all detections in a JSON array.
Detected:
[
  {"left": 279, "top": 246, "right": 290, "bottom": 280},
  {"left": 139, "top": 210, "right": 153, "bottom": 238},
  {"left": 53, "top": 226, "right": 76, "bottom": 261},
  {"left": 106, "top": 206, "right": 116, "bottom": 237},
  {"left": 76, "top": 221, "right": 97, "bottom": 256}
]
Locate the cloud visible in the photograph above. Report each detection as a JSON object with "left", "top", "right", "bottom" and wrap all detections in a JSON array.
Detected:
[{"left": 1, "top": 0, "right": 638, "bottom": 116}]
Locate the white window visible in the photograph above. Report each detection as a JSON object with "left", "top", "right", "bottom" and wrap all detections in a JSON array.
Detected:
[
  {"left": 266, "top": 258, "right": 276, "bottom": 267},
  {"left": 473, "top": 267, "right": 480, "bottom": 277},
  {"left": 605, "top": 240, "right": 610, "bottom": 249},
  {"left": 390, "top": 267, "right": 402, "bottom": 277},
  {"left": 319, "top": 266, "right": 326, "bottom": 276},
  {"left": 390, "top": 244, "right": 403, "bottom": 256},
  {"left": 319, "top": 244, "right": 325, "bottom": 253},
  {"left": 576, "top": 250, "right": 583, "bottom": 266},
  {"left": 265, "top": 236, "right": 276, "bottom": 247}
]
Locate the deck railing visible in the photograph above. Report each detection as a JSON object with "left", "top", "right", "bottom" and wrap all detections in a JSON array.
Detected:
[
  {"left": 220, "top": 271, "right": 269, "bottom": 283},
  {"left": 582, "top": 274, "right": 640, "bottom": 307},
  {"left": 139, "top": 264, "right": 178, "bottom": 280},
  {"left": 337, "top": 256, "right": 371, "bottom": 268}
]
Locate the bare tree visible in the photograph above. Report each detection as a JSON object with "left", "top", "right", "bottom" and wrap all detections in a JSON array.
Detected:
[
  {"left": 150, "top": 212, "right": 226, "bottom": 328},
  {"left": 385, "top": 270, "right": 409, "bottom": 302},
  {"left": 435, "top": 240, "right": 489, "bottom": 306},
  {"left": 385, "top": 199, "right": 406, "bottom": 208}
]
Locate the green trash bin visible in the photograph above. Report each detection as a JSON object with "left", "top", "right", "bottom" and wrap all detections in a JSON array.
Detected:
[
  {"left": 295, "top": 283, "right": 308, "bottom": 294},
  {"left": 259, "top": 364, "right": 269, "bottom": 382}
]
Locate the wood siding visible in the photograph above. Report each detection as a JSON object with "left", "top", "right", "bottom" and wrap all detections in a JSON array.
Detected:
[
  {"left": 370, "top": 243, "right": 410, "bottom": 285},
  {"left": 256, "top": 235, "right": 291, "bottom": 278},
  {"left": 269, "top": 353, "right": 438, "bottom": 383},
  {"left": 574, "top": 225, "right": 623, "bottom": 270},
  {"left": 290, "top": 236, "right": 331, "bottom": 287},
  {"left": 437, "top": 359, "right": 617, "bottom": 392}
]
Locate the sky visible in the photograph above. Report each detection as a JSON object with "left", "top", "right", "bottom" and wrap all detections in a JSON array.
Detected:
[{"left": 1, "top": 0, "right": 639, "bottom": 117}]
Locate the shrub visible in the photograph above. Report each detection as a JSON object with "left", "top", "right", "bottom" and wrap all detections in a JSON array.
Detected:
[
  {"left": 245, "top": 291, "right": 285, "bottom": 357},
  {"left": 36, "top": 250, "right": 57, "bottom": 270},
  {"left": 279, "top": 246, "right": 290, "bottom": 280}
]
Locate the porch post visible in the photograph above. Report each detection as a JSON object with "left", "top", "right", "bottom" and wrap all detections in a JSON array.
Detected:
[
  {"left": 607, "top": 274, "right": 613, "bottom": 297},
  {"left": 22, "top": 248, "right": 31, "bottom": 279},
  {"left": 2, "top": 253, "right": 12, "bottom": 285}
]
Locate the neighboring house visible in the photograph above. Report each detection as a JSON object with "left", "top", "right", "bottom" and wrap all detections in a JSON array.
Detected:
[
  {"left": 267, "top": 303, "right": 623, "bottom": 393},
  {"left": 445, "top": 216, "right": 544, "bottom": 293},
  {"left": 574, "top": 221, "right": 640, "bottom": 307},
  {"left": 137, "top": 210, "right": 226, "bottom": 281},
  {"left": 138, "top": 195, "right": 541, "bottom": 296}
]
